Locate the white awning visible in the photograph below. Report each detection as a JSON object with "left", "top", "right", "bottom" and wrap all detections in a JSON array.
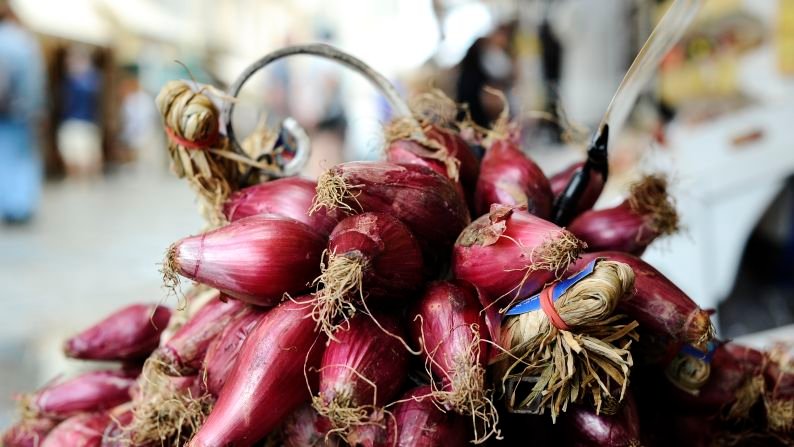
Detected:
[{"left": 11, "top": 0, "right": 112, "bottom": 45}]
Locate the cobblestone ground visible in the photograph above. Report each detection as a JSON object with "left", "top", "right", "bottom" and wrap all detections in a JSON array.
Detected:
[{"left": 0, "top": 166, "right": 202, "bottom": 430}]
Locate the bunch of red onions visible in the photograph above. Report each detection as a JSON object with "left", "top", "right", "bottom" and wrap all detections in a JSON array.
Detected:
[{"left": 8, "top": 59, "right": 781, "bottom": 447}]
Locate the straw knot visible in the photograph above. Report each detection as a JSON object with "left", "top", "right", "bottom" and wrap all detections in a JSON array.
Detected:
[
  {"left": 498, "top": 260, "right": 638, "bottom": 419},
  {"left": 156, "top": 80, "right": 221, "bottom": 150}
]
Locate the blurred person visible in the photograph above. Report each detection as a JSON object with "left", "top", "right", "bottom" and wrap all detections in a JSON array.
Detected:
[
  {"left": 57, "top": 45, "right": 102, "bottom": 177},
  {"left": 0, "top": 1, "right": 44, "bottom": 224},
  {"left": 550, "top": 0, "right": 632, "bottom": 130},
  {"left": 117, "top": 65, "right": 161, "bottom": 170},
  {"left": 455, "top": 23, "right": 517, "bottom": 128}
]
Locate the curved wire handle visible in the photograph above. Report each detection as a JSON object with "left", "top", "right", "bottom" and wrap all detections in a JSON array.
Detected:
[
  {"left": 223, "top": 43, "right": 418, "bottom": 178},
  {"left": 552, "top": 0, "right": 703, "bottom": 225},
  {"left": 600, "top": 0, "right": 703, "bottom": 136}
]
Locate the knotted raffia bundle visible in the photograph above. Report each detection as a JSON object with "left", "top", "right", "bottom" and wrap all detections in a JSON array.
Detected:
[
  {"left": 496, "top": 259, "right": 639, "bottom": 420},
  {"left": 156, "top": 80, "right": 239, "bottom": 226}
]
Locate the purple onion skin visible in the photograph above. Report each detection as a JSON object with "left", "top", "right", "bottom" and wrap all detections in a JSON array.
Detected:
[
  {"left": 64, "top": 304, "right": 171, "bottom": 362},
  {"left": 410, "top": 280, "right": 489, "bottom": 393},
  {"left": 223, "top": 177, "right": 341, "bottom": 235},
  {"left": 320, "top": 315, "right": 408, "bottom": 409},
  {"left": 561, "top": 393, "right": 641, "bottom": 447},
  {"left": 568, "top": 202, "right": 655, "bottom": 256},
  {"left": 475, "top": 138, "right": 553, "bottom": 219},
  {"left": 26, "top": 369, "right": 137, "bottom": 420},
  {"left": 41, "top": 412, "right": 111, "bottom": 447},
  {"left": 172, "top": 216, "right": 326, "bottom": 306},
  {"left": 188, "top": 298, "right": 326, "bottom": 447},
  {"left": 155, "top": 296, "right": 249, "bottom": 375},
  {"left": 387, "top": 386, "right": 469, "bottom": 447},
  {"left": 2, "top": 418, "right": 57, "bottom": 447},
  {"left": 202, "top": 307, "right": 267, "bottom": 396}
]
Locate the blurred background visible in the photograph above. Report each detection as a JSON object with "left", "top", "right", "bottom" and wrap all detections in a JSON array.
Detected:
[{"left": 1, "top": 0, "right": 794, "bottom": 431}]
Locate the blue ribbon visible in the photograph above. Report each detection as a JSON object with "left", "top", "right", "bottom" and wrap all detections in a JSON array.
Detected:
[{"left": 505, "top": 259, "right": 599, "bottom": 316}]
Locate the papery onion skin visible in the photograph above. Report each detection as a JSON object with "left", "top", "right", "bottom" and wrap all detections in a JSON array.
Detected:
[
  {"left": 282, "top": 404, "right": 338, "bottom": 447},
  {"left": 201, "top": 307, "right": 267, "bottom": 396},
  {"left": 572, "top": 251, "right": 714, "bottom": 348},
  {"left": 41, "top": 412, "right": 111, "bottom": 447},
  {"left": 188, "top": 298, "right": 326, "bottom": 447},
  {"left": 153, "top": 296, "right": 249, "bottom": 376},
  {"left": 2, "top": 418, "right": 57, "bottom": 447},
  {"left": 453, "top": 205, "right": 585, "bottom": 307},
  {"left": 24, "top": 370, "right": 137, "bottom": 420},
  {"left": 223, "top": 177, "right": 341, "bottom": 235},
  {"left": 386, "top": 386, "right": 469, "bottom": 447},
  {"left": 475, "top": 138, "right": 553, "bottom": 219},
  {"left": 550, "top": 161, "right": 606, "bottom": 217},
  {"left": 317, "top": 315, "right": 408, "bottom": 412},
  {"left": 313, "top": 161, "right": 469, "bottom": 270},
  {"left": 167, "top": 216, "right": 325, "bottom": 306},
  {"left": 561, "top": 393, "right": 641, "bottom": 447},
  {"left": 64, "top": 304, "right": 171, "bottom": 362},
  {"left": 410, "top": 280, "right": 489, "bottom": 390}
]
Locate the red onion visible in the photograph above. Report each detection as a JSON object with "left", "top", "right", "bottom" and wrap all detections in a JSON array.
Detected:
[
  {"left": 152, "top": 296, "right": 249, "bottom": 375},
  {"left": 453, "top": 205, "right": 585, "bottom": 309},
  {"left": 164, "top": 215, "right": 326, "bottom": 306},
  {"left": 283, "top": 404, "right": 339, "bottom": 447},
  {"left": 222, "top": 177, "right": 341, "bottom": 235},
  {"left": 22, "top": 369, "right": 136, "bottom": 420},
  {"left": 474, "top": 137, "right": 553, "bottom": 219},
  {"left": 550, "top": 161, "right": 606, "bottom": 216},
  {"left": 2, "top": 418, "right": 57, "bottom": 447},
  {"left": 63, "top": 304, "right": 171, "bottom": 362},
  {"left": 312, "top": 212, "right": 423, "bottom": 335},
  {"left": 313, "top": 314, "right": 408, "bottom": 435},
  {"left": 201, "top": 307, "right": 267, "bottom": 396},
  {"left": 189, "top": 298, "right": 326, "bottom": 447},
  {"left": 41, "top": 412, "right": 111, "bottom": 447},
  {"left": 561, "top": 393, "right": 641, "bottom": 447},
  {"left": 572, "top": 252, "right": 715, "bottom": 349},
  {"left": 311, "top": 161, "right": 470, "bottom": 269},
  {"left": 671, "top": 343, "right": 766, "bottom": 419},
  {"left": 568, "top": 175, "right": 679, "bottom": 256},
  {"left": 386, "top": 386, "right": 469, "bottom": 447},
  {"left": 410, "top": 280, "right": 498, "bottom": 443},
  {"left": 385, "top": 124, "right": 479, "bottom": 206}
]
